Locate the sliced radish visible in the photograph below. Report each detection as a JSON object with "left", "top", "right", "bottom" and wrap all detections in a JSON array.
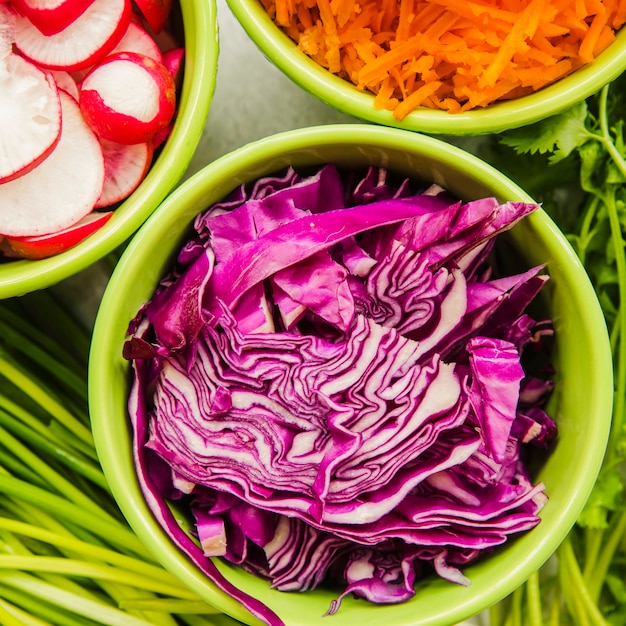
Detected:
[
  {"left": 152, "top": 49, "right": 185, "bottom": 149},
  {"left": 71, "top": 17, "right": 164, "bottom": 82},
  {"left": 13, "top": 0, "right": 132, "bottom": 70},
  {"left": 0, "top": 90, "right": 105, "bottom": 237},
  {"left": 50, "top": 68, "right": 79, "bottom": 99},
  {"left": 134, "top": 0, "right": 173, "bottom": 34},
  {"left": 162, "top": 46, "right": 183, "bottom": 89},
  {"left": 96, "top": 138, "right": 153, "bottom": 207},
  {"left": 152, "top": 122, "right": 172, "bottom": 150},
  {"left": 79, "top": 51, "right": 176, "bottom": 144},
  {"left": 0, "top": 4, "right": 16, "bottom": 60},
  {"left": 142, "top": 16, "right": 179, "bottom": 54},
  {"left": 5, "top": 210, "right": 113, "bottom": 259},
  {"left": 11, "top": 0, "right": 96, "bottom": 36},
  {"left": 111, "top": 19, "right": 163, "bottom": 61},
  {"left": 0, "top": 52, "right": 62, "bottom": 183}
]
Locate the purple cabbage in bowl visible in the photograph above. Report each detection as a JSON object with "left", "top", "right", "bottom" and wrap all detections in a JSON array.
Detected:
[{"left": 122, "top": 163, "right": 556, "bottom": 625}]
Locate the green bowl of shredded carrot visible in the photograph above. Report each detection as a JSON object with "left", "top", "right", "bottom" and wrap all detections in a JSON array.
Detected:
[{"left": 226, "top": 0, "right": 626, "bottom": 135}]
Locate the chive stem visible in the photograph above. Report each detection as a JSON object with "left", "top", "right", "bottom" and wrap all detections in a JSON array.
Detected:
[
  {"left": 526, "top": 571, "right": 543, "bottom": 626},
  {"left": 0, "top": 556, "right": 198, "bottom": 600},
  {"left": 0, "top": 475, "right": 148, "bottom": 558},
  {"left": 0, "top": 572, "right": 158, "bottom": 626},
  {"left": 0, "top": 356, "right": 93, "bottom": 445}
]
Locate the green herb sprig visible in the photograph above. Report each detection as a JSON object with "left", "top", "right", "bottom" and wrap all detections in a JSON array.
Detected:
[{"left": 486, "top": 78, "right": 626, "bottom": 626}]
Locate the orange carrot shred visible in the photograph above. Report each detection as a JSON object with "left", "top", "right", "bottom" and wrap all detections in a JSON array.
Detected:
[
  {"left": 397, "top": 0, "right": 417, "bottom": 41},
  {"left": 594, "top": 24, "right": 617, "bottom": 54},
  {"left": 612, "top": 1, "right": 626, "bottom": 28},
  {"left": 579, "top": 7, "right": 610, "bottom": 62},
  {"left": 263, "top": 0, "right": 626, "bottom": 116},
  {"left": 394, "top": 80, "right": 443, "bottom": 119}
]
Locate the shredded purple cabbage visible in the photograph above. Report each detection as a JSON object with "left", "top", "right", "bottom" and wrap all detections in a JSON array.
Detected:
[{"left": 124, "top": 164, "right": 556, "bottom": 625}]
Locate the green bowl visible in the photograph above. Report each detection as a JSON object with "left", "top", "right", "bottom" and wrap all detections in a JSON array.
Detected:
[
  {"left": 0, "top": 0, "right": 218, "bottom": 299},
  {"left": 89, "top": 124, "right": 613, "bottom": 626},
  {"left": 225, "top": 0, "right": 626, "bottom": 135}
]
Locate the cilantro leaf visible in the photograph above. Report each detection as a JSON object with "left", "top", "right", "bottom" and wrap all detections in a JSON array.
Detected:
[{"left": 500, "top": 102, "right": 591, "bottom": 163}]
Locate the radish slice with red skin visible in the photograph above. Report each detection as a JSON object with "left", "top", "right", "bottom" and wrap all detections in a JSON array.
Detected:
[
  {"left": 50, "top": 69, "right": 79, "bottom": 99},
  {"left": 134, "top": 0, "right": 173, "bottom": 34},
  {"left": 71, "top": 18, "right": 164, "bottom": 82},
  {"left": 96, "top": 138, "right": 153, "bottom": 208},
  {"left": 79, "top": 51, "right": 176, "bottom": 144},
  {"left": 111, "top": 19, "right": 163, "bottom": 61},
  {"left": 13, "top": 0, "right": 132, "bottom": 70},
  {"left": 0, "top": 52, "right": 62, "bottom": 183},
  {"left": 139, "top": 12, "right": 179, "bottom": 53},
  {"left": 0, "top": 90, "right": 105, "bottom": 237},
  {"left": 163, "top": 46, "right": 184, "bottom": 90},
  {"left": 0, "top": 238, "right": 23, "bottom": 259},
  {"left": 5, "top": 210, "right": 113, "bottom": 259},
  {"left": 152, "top": 122, "right": 172, "bottom": 150},
  {"left": 11, "top": 0, "right": 97, "bottom": 36}
]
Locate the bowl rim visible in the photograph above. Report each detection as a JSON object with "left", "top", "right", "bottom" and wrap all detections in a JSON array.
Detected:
[
  {"left": 225, "top": 0, "right": 626, "bottom": 136},
  {"left": 0, "top": 0, "right": 219, "bottom": 299},
  {"left": 89, "top": 124, "right": 614, "bottom": 626}
]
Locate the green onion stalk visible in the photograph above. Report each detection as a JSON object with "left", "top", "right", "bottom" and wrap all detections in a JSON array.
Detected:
[{"left": 0, "top": 292, "right": 239, "bottom": 626}]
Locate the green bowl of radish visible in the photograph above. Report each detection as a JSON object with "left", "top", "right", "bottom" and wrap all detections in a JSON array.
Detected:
[
  {"left": 226, "top": 0, "right": 626, "bottom": 135},
  {"left": 89, "top": 124, "right": 613, "bottom": 626},
  {"left": 0, "top": 0, "right": 218, "bottom": 297}
]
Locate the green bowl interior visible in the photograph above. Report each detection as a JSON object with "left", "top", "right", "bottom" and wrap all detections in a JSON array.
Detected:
[
  {"left": 225, "top": 0, "right": 626, "bottom": 135},
  {"left": 0, "top": 0, "right": 219, "bottom": 299},
  {"left": 89, "top": 124, "right": 613, "bottom": 626}
]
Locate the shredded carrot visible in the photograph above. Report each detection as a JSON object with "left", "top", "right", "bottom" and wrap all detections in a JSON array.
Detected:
[
  {"left": 258, "top": 0, "right": 626, "bottom": 118},
  {"left": 579, "top": 5, "right": 610, "bottom": 62}
]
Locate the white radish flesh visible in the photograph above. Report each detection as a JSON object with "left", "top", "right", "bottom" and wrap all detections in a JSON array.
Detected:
[
  {"left": 11, "top": 0, "right": 97, "bottom": 36},
  {"left": 96, "top": 138, "right": 153, "bottom": 207},
  {"left": 0, "top": 4, "right": 15, "bottom": 59},
  {"left": 49, "top": 69, "right": 79, "bottom": 99},
  {"left": 111, "top": 19, "right": 163, "bottom": 62},
  {"left": 13, "top": 0, "right": 132, "bottom": 70},
  {"left": 0, "top": 90, "right": 105, "bottom": 237},
  {"left": 79, "top": 51, "right": 176, "bottom": 144},
  {"left": 0, "top": 52, "right": 62, "bottom": 183},
  {"left": 70, "top": 17, "right": 163, "bottom": 82}
]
